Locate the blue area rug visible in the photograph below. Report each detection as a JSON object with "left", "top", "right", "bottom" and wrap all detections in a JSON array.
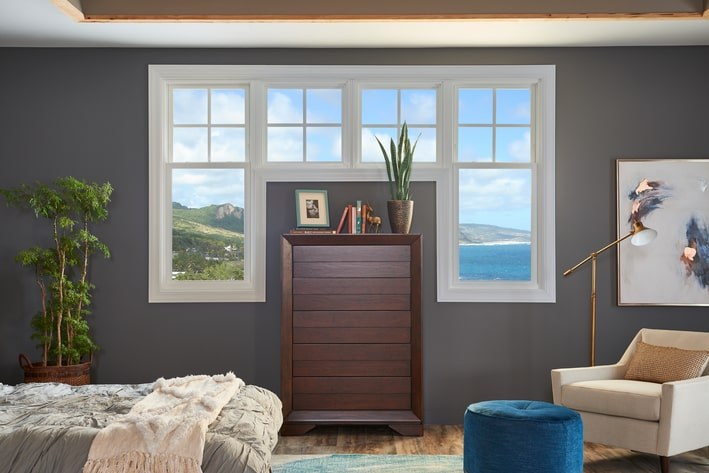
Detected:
[{"left": 272, "top": 454, "right": 463, "bottom": 472}]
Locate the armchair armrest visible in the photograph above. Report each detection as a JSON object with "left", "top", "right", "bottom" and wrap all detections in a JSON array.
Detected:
[
  {"left": 658, "top": 375, "right": 709, "bottom": 456},
  {"left": 551, "top": 364, "right": 626, "bottom": 404}
]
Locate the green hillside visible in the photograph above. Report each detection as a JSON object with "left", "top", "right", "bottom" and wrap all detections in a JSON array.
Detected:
[
  {"left": 173, "top": 202, "right": 244, "bottom": 233},
  {"left": 171, "top": 202, "right": 245, "bottom": 280},
  {"left": 459, "top": 223, "right": 530, "bottom": 244}
]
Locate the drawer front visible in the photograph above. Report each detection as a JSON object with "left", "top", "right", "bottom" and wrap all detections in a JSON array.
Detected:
[
  {"left": 294, "top": 245, "right": 410, "bottom": 263},
  {"left": 293, "top": 261, "right": 410, "bottom": 278},
  {"left": 293, "top": 393, "right": 411, "bottom": 410},
  {"left": 293, "top": 360, "right": 410, "bottom": 377},
  {"left": 293, "top": 277, "right": 410, "bottom": 295},
  {"left": 293, "top": 344, "right": 411, "bottom": 361},
  {"left": 293, "top": 294, "right": 410, "bottom": 311},
  {"left": 293, "top": 327, "right": 411, "bottom": 344},
  {"left": 293, "top": 310, "right": 411, "bottom": 328},
  {"left": 293, "top": 376, "right": 411, "bottom": 394}
]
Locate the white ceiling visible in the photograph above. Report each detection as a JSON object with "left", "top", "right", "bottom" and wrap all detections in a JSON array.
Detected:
[{"left": 2, "top": 0, "right": 709, "bottom": 48}]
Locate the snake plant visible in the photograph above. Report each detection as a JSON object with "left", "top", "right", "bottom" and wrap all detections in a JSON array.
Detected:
[{"left": 376, "top": 122, "right": 419, "bottom": 201}]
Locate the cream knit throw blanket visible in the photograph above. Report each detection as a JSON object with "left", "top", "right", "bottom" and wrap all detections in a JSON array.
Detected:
[{"left": 83, "top": 373, "right": 244, "bottom": 473}]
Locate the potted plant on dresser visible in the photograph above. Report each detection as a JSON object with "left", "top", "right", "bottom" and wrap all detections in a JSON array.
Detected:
[
  {"left": 0, "top": 177, "right": 113, "bottom": 385},
  {"left": 376, "top": 122, "right": 419, "bottom": 234}
]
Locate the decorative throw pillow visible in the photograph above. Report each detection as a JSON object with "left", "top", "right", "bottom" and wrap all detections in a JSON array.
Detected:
[{"left": 624, "top": 340, "right": 709, "bottom": 383}]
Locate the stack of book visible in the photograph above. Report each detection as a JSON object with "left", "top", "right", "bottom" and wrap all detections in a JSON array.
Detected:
[{"left": 288, "top": 228, "right": 337, "bottom": 234}]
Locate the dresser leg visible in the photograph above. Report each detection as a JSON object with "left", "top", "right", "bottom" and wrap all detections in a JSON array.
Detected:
[
  {"left": 389, "top": 423, "right": 423, "bottom": 436},
  {"left": 280, "top": 424, "right": 317, "bottom": 436}
]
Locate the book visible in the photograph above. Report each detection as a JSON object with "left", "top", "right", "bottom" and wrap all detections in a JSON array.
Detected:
[
  {"left": 336, "top": 206, "right": 349, "bottom": 233},
  {"left": 348, "top": 204, "right": 355, "bottom": 233},
  {"left": 355, "top": 200, "right": 362, "bottom": 233},
  {"left": 289, "top": 228, "right": 336, "bottom": 234},
  {"left": 361, "top": 203, "right": 368, "bottom": 234}
]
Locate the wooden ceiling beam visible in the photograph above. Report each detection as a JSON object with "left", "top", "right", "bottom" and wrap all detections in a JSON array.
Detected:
[
  {"left": 53, "top": 0, "right": 709, "bottom": 22},
  {"left": 52, "top": 0, "right": 84, "bottom": 21}
]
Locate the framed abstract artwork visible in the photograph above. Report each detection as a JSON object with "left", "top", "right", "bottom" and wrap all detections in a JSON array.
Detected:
[{"left": 617, "top": 159, "right": 709, "bottom": 306}]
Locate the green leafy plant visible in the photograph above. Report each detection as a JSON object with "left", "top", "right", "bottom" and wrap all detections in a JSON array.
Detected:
[
  {"left": 375, "top": 122, "right": 420, "bottom": 201},
  {"left": 1, "top": 177, "right": 113, "bottom": 366}
]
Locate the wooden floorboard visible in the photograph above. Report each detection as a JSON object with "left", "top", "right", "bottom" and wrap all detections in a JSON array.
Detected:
[{"left": 274, "top": 425, "right": 709, "bottom": 472}]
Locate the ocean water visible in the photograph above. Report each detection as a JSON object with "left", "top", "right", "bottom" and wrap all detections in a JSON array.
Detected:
[{"left": 459, "top": 243, "right": 531, "bottom": 281}]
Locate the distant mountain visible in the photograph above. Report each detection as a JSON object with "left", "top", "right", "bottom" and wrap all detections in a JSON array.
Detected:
[
  {"left": 173, "top": 202, "right": 244, "bottom": 233},
  {"left": 459, "top": 223, "right": 530, "bottom": 244}
]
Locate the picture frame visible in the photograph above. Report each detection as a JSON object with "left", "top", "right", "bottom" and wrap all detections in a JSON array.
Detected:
[
  {"left": 295, "top": 189, "right": 330, "bottom": 228},
  {"left": 616, "top": 158, "right": 709, "bottom": 306}
]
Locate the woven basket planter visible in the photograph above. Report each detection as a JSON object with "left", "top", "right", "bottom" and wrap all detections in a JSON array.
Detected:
[{"left": 19, "top": 353, "right": 91, "bottom": 386}]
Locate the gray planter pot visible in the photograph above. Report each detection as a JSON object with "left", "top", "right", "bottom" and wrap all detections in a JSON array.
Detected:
[{"left": 387, "top": 200, "right": 414, "bottom": 234}]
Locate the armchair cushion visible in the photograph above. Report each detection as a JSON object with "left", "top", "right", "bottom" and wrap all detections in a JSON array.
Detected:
[
  {"left": 562, "top": 379, "right": 662, "bottom": 421},
  {"left": 624, "top": 341, "right": 709, "bottom": 383}
]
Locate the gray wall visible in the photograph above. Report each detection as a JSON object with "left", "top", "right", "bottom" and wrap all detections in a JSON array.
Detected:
[{"left": 1, "top": 47, "right": 708, "bottom": 424}]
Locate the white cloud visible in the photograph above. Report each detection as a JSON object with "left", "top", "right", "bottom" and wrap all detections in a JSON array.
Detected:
[
  {"left": 211, "top": 89, "right": 245, "bottom": 124},
  {"left": 505, "top": 130, "right": 531, "bottom": 162},
  {"left": 401, "top": 90, "right": 436, "bottom": 124},
  {"left": 211, "top": 128, "right": 246, "bottom": 162},
  {"left": 173, "top": 128, "right": 207, "bottom": 162},
  {"left": 173, "top": 88, "right": 207, "bottom": 124},
  {"left": 172, "top": 169, "right": 244, "bottom": 208},
  {"left": 362, "top": 128, "right": 396, "bottom": 162},
  {"left": 459, "top": 169, "right": 531, "bottom": 212},
  {"left": 268, "top": 90, "right": 302, "bottom": 123},
  {"left": 268, "top": 127, "right": 303, "bottom": 162}
]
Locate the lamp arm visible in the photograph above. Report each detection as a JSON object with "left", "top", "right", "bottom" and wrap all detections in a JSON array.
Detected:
[{"left": 563, "top": 230, "right": 634, "bottom": 276}]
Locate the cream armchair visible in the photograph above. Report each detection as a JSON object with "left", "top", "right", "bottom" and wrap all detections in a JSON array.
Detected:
[{"left": 551, "top": 328, "right": 709, "bottom": 473}]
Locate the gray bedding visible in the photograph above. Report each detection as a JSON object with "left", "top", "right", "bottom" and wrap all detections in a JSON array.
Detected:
[{"left": 0, "top": 381, "right": 283, "bottom": 473}]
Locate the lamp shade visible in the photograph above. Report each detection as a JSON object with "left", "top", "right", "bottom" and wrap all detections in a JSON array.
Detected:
[{"left": 630, "top": 222, "right": 657, "bottom": 246}]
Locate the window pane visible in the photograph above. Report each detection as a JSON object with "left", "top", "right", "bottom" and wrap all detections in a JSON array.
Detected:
[
  {"left": 172, "top": 168, "right": 245, "bottom": 281},
  {"left": 211, "top": 89, "right": 245, "bottom": 124},
  {"left": 173, "top": 127, "right": 208, "bottom": 162},
  {"left": 362, "top": 89, "right": 397, "bottom": 124},
  {"left": 408, "top": 127, "right": 436, "bottom": 162},
  {"left": 496, "top": 88, "right": 531, "bottom": 124},
  {"left": 401, "top": 89, "right": 436, "bottom": 125},
  {"left": 268, "top": 127, "right": 303, "bottom": 162},
  {"left": 458, "top": 127, "right": 492, "bottom": 162},
  {"left": 362, "top": 127, "right": 397, "bottom": 162},
  {"left": 268, "top": 89, "right": 303, "bottom": 124},
  {"left": 307, "top": 127, "right": 341, "bottom": 162},
  {"left": 173, "top": 89, "right": 208, "bottom": 125},
  {"left": 496, "top": 127, "right": 531, "bottom": 163},
  {"left": 306, "top": 89, "right": 342, "bottom": 124},
  {"left": 459, "top": 88, "right": 492, "bottom": 124},
  {"left": 458, "top": 168, "right": 531, "bottom": 281},
  {"left": 211, "top": 127, "right": 246, "bottom": 162}
]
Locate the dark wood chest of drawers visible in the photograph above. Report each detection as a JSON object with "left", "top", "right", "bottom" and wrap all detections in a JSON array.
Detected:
[{"left": 280, "top": 234, "right": 422, "bottom": 436}]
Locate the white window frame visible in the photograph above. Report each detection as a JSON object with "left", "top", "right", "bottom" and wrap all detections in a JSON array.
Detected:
[
  {"left": 438, "top": 69, "right": 556, "bottom": 302},
  {"left": 148, "top": 65, "right": 555, "bottom": 303}
]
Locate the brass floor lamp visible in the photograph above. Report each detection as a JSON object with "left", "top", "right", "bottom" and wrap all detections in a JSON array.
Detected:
[{"left": 563, "top": 221, "right": 657, "bottom": 366}]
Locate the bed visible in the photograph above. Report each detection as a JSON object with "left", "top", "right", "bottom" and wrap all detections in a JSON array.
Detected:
[{"left": 0, "top": 379, "right": 283, "bottom": 473}]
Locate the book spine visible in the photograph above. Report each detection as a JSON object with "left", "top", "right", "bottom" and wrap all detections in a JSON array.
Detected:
[
  {"left": 355, "top": 200, "right": 362, "bottom": 233},
  {"left": 347, "top": 204, "right": 354, "bottom": 233},
  {"left": 336, "top": 205, "right": 348, "bottom": 233},
  {"left": 361, "top": 203, "right": 368, "bottom": 234}
]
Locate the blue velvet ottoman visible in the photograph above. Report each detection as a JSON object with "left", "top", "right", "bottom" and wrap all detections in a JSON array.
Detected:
[{"left": 464, "top": 400, "right": 583, "bottom": 473}]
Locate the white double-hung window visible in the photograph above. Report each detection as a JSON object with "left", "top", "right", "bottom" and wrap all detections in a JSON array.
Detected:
[{"left": 149, "top": 65, "right": 554, "bottom": 303}]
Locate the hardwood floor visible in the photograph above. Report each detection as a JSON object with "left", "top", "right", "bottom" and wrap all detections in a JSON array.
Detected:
[
  {"left": 274, "top": 425, "right": 709, "bottom": 472},
  {"left": 275, "top": 425, "right": 462, "bottom": 455}
]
